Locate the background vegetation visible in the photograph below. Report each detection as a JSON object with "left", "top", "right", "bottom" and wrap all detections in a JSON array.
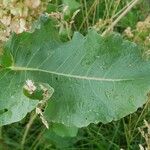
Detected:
[{"left": 0, "top": 0, "right": 150, "bottom": 149}]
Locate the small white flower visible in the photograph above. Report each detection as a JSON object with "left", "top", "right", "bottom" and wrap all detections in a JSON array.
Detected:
[{"left": 24, "top": 79, "right": 36, "bottom": 94}]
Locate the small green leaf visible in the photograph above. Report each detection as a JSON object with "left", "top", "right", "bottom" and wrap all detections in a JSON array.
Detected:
[
  {"left": 62, "top": 0, "right": 80, "bottom": 19},
  {"left": 46, "top": 3, "right": 57, "bottom": 13},
  {"left": 62, "top": 0, "right": 80, "bottom": 11},
  {"left": 23, "top": 80, "right": 54, "bottom": 100},
  {"left": 51, "top": 123, "right": 78, "bottom": 137},
  {"left": 44, "top": 129, "right": 77, "bottom": 148}
]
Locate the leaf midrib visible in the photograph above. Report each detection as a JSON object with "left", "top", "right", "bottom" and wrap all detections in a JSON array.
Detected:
[{"left": 8, "top": 66, "right": 136, "bottom": 82}]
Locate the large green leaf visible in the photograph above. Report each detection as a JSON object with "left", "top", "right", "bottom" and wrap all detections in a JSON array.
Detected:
[{"left": 0, "top": 18, "right": 150, "bottom": 128}]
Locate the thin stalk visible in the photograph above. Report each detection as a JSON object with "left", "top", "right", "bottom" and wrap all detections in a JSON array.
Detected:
[
  {"left": 123, "top": 118, "right": 131, "bottom": 150},
  {"left": 0, "top": 127, "right": 2, "bottom": 139},
  {"left": 79, "top": 0, "right": 98, "bottom": 31},
  {"left": 83, "top": 0, "right": 89, "bottom": 28},
  {"left": 103, "top": 0, "right": 109, "bottom": 19},
  {"left": 92, "top": 1, "right": 99, "bottom": 26},
  {"left": 130, "top": 99, "right": 150, "bottom": 142},
  {"left": 102, "top": 0, "right": 141, "bottom": 36},
  {"left": 21, "top": 112, "right": 37, "bottom": 150},
  {"left": 112, "top": 0, "right": 136, "bottom": 19},
  {"left": 111, "top": 0, "right": 121, "bottom": 18},
  {"left": 30, "top": 128, "right": 46, "bottom": 150}
]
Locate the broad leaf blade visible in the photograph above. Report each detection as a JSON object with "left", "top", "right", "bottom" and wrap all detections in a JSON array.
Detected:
[
  {"left": 44, "top": 31, "right": 150, "bottom": 127},
  {"left": 1, "top": 19, "right": 150, "bottom": 128},
  {"left": 0, "top": 18, "right": 60, "bottom": 126},
  {"left": 0, "top": 70, "right": 38, "bottom": 125}
]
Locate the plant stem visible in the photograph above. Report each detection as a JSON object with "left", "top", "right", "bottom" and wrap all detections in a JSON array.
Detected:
[
  {"left": 0, "top": 127, "right": 2, "bottom": 139},
  {"left": 79, "top": 0, "right": 98, "bottom": 31},
  {"left": 21, "top": 112, "right": 37, "bottom": 150},
  {"left": 102, "top": 0, "right": 141, "bottom": 36},
  {"left": 112, "top": 0, "right": 135, "bottom": 20},
  {"left": 30, "top": 128, "right": 46, "bottom": 150}
]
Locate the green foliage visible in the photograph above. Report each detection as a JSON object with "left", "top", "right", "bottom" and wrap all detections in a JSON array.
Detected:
[
  {"left": 0, "top": 0, "right": 150, "bottom": 149},
  {"left": 0, "top": 69, "right": 38, "bottom": 126},
  {"left": 23, "top": 81, "right": 54, "bottom": 101},
  {"left": 50, "top": 123, "right": 78, "bottom": 137},
  {"left": 62, "top": 0, "right": 80, "bottom": 10},
  {"left": 44, "top": 129, "right": 78, "bottom": 149},
  {"left": 0, "top": 18, "right": 150, "bottom": 130}
]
